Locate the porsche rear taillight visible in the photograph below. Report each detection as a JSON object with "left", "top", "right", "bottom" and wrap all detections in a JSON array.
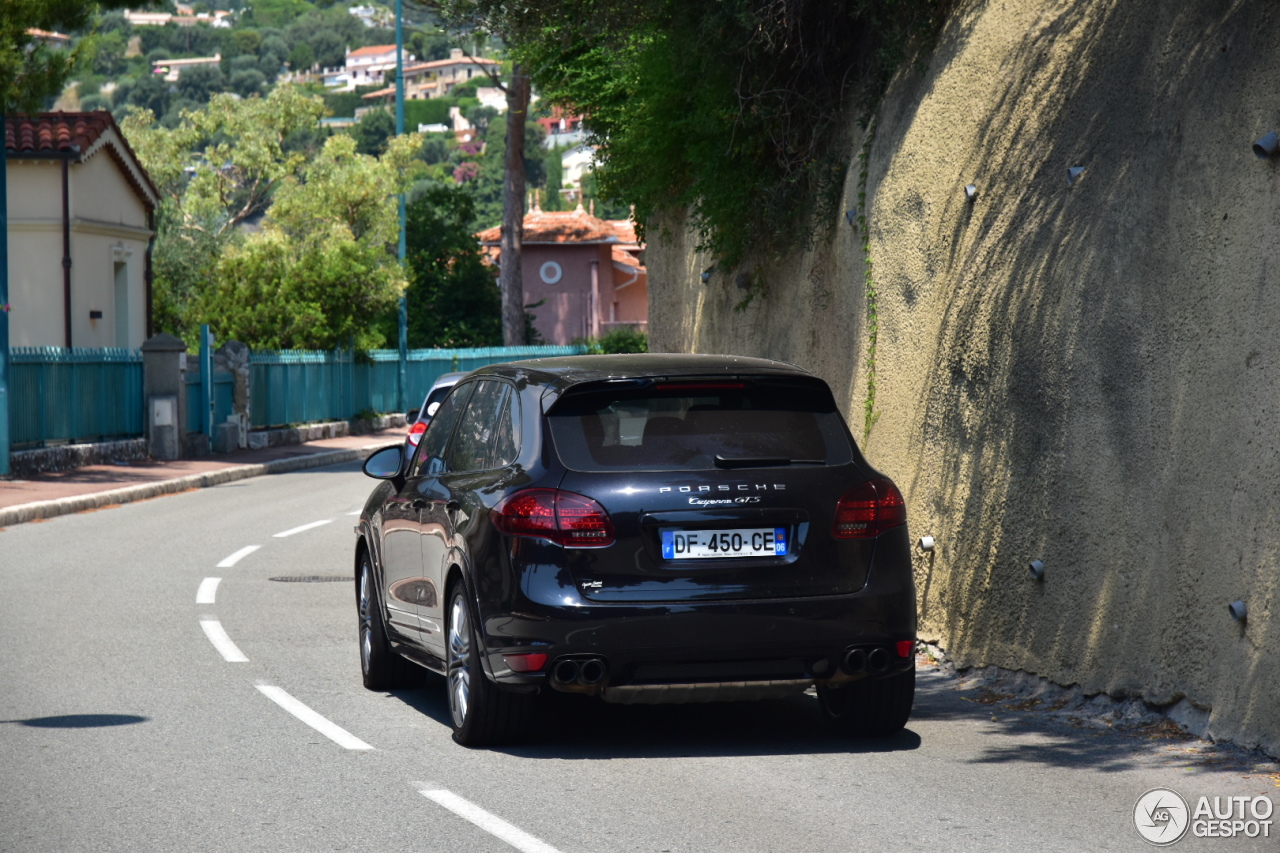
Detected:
[
  {"left": 493, "top": 489, "right": 615, "bottom": 548},
  {"left": 406, "top": 420, "right": 428, "bottom": 446},
  {"left": 833, "top": 478, "right": 907, "bottom": 539}
]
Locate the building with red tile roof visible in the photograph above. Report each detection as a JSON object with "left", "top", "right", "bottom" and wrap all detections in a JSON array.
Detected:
[
  {"left": 4, "top": 112, "right": 160, "bottom": 348},
  {"left": 478, "top": 199, "right": 647, "bottom": 344},
  {"left": 342, "top": 44, "right": 413, "bottom": 91}
]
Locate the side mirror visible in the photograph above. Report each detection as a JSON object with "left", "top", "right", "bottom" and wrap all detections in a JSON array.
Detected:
[
  {"left": 426, "top": 401, "right": 441, "bottom": 417},
  {"left": 363, "top": 445, "right": 404, "bottom": 480}
]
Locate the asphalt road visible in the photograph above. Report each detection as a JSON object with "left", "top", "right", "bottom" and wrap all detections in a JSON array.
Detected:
[{"left": 2, "top": 461, "right": 1277, "bottom": 852}]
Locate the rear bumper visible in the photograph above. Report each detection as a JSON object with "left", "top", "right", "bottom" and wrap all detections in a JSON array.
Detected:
[{"left": 478, "top": 539, "right": 917, "bottom": 692}]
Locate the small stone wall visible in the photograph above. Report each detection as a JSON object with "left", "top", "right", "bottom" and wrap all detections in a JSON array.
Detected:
[
  {"left": 244, "top": 414, "right": 406, "bottom": 450},
  {"left": 10, "top": 438, "right": 150, "bottom": 478}
]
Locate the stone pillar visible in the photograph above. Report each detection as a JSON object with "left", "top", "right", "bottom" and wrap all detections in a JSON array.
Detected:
[
  {"left": 214, "top": 340, "right": 250, "bottom": 449},
  {"left": 141, "top": 333, "right": 187, "bottom": 460}
]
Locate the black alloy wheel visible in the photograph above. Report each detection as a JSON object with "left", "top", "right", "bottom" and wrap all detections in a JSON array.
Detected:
[
  {"left": 816, "top": 667, "right": 915, "bottom": 737},
  {"left": 445, "top": 580, "right": 534, "bottom": 746}
]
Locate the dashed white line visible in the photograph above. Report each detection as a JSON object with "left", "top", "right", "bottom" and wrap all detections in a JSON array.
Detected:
[
  {"left": 416, "top": 785, "right": 564, "bottom": 853},
  {"left": 217, "top": 545, "right": 261, "bottom": 568},
  {"left": 196, "top": 577, "right": 221, "bottom": 605},
  {"left": 256, "top": 684, "right": 373, "bottom": 750},
  {"left": 200, "top": 618, "right": 248, "bottom": 662},
  {"left": 273, "top": 519, "right": 333, "bottom": 538},
  {"left": 345, "top": 510, "right": 362, "bottom": 516}
]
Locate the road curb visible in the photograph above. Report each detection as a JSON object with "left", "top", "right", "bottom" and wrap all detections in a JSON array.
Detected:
[{"left": 0, "top": 442, "right": 395, "bottom": 528}]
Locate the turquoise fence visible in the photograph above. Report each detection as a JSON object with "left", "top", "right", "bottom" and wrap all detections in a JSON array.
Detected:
[
  {"left": 249, "top": 345, "right": 585, "bottom": 429},
  {"left": 9, "top": 348, "right": 144, "bottom": 448},
  {"left": 6, "top": 344, "right": 586, "bottom": 449},
  {"left": 184, "top": 368, "right": 234, "bottom": 436}
]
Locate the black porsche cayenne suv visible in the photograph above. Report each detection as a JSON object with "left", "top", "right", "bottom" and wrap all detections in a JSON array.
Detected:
[{"left": 355, "top": 354, "right": 917, "bottom": 745}]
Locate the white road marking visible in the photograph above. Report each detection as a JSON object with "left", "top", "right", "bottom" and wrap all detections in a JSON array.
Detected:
[
  {"left": 196, "top": 577, "right": 221, "bottom": 604},
  {"left": 256, "top": 685, "right": 373, "bottom": 751},
  {"left": 416, "top": 785, "right": 564, "bottom": 853},
  {"left": 273, "top": 519, "right": 333, "bottom": 538},
  {"left": 346, "top": 510, "right": 361, "bottom": 516},
  {"left": 199, "top": 619, "right": 248, "bottom": 662},
  {"left": 217, "top": 545, "right": 261, "bottom": 568}
]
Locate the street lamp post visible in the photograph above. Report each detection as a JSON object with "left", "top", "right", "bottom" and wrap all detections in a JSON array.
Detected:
[
  {"left": 395, "top": 0, "right": 408, "bottom": 415},
  {"left": 1, "top": 113, "right": 11, "bottom": 477}
]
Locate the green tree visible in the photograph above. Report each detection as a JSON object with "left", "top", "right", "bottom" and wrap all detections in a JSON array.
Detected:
[
  {"left": 244, "top": 0, "right": 313, "bottom": 29},
  {"left": 410, "top": 2, "right": 531, "bottom": 344},
  {"left": 287, "top": 41, "right": 314, "bottom": 72},
  {"left": 230, "top": 68, "right": 266, "bottom": 98},
  {"left": 122, "top": 86, "right": 336, "bottom": 342},
  {"left": 195, "top": 231, "right": 404, "bottom": 349},
  {"left": 348, "top": 108, "right": 395, "bottom": 156},
  {"left": 468, "top": 113, "right": 544, "bottom": 230},
  {"left": 176, "top": 63, "right": 224, "bottom": 103},
  {"left": 284, "top": 6, "right": 365, "bottom": 69},
  {"left": 581, "top": 327, "right": 647, "bottom": 354},
  {"left": 490, "top": 0, "right": 949, "bottom": 271},
  {"left": 149, "top": 200, "right": 229, "bottom": 339},
  {"left": 89, "top": 29, "right": 128, "bottom": 77},
  {"left": 2, "top": 0, "right": 132, "bottom": 112},
  {"left": 190, "top": 132, "right": 423, "bottom": 349},
  {"left": 122, "top": 85, "right": 328, "bottom": 236},
  {"left": 228, "top": 27, "right": 262, "bottom": 58},
  {"left": 403, "top": 184, "right": 502, "bottom": 348}
]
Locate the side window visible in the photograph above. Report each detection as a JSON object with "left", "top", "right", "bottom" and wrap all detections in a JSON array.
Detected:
[
  {"left": 411, "top": 381, "right": 474, "bottom": 477},
  {"left": 488, "top": 389, "right": 521, "bottom": 469},
  {"left": 444, "top": 380, "right": 511, "bottom": 473}
]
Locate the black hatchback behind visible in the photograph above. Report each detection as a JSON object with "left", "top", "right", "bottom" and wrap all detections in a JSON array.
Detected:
[{"left": 356, "top": 354, "right": 917, "bottom": 745}]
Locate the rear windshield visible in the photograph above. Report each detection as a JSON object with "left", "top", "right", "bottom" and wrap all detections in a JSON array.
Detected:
[{"left": 547, "top": 380, "right": 854, "bottom": 472}]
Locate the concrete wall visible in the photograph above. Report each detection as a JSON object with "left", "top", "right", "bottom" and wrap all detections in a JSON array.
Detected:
[{"left": 648, "top": 0, "right": 1280, "bottom": 755}]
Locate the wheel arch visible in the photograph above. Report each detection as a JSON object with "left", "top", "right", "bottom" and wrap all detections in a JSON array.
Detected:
[{"left": 444, "top": 558, "right": 499, "bottom": 682}]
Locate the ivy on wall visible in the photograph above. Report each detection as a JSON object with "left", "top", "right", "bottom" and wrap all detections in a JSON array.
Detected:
[{"left": 493, "top": 0, "right": 952, "bottom": 273}]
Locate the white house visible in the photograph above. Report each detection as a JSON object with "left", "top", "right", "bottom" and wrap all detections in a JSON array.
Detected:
[
  {"left": 343, "top": 44, "right": 413, "bottom": 91},
  {"left": 151, "top": 53, "right": 222, "bottom": 83},
  {"left": 561, "top": 145, "right": 596, "bottom": 187},
  {"left": 5, "top": 112, "right": 160, "bottom": 349},
  {"left": 402, "top": 49, "right": 501, "bottom": 99}
]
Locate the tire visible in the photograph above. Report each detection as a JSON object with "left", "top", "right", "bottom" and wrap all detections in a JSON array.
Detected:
[
  {"left": 817, "top": 666, "right": 915, "bottom": 737},
  {"left": 446, "top": 580, "right": 535, "bottom": 746},
  {"left": 357, "top": 550, "right": 415, "bottom": 690}
]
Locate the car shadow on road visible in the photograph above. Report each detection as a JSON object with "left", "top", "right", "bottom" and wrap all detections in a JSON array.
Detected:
[
  {"left": 508, "top": 692, "right": 925, "bottom": 760},
  {"left": 0, "top": 713, "right": 149, "bottom": 728},
  {"left": 388, "top": 671, "right": 958, "bottom": 759}
]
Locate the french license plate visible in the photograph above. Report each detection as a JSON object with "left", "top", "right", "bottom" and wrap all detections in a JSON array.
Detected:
[{"left": 660, "top": 527, "right": 788, "bottom": 560}]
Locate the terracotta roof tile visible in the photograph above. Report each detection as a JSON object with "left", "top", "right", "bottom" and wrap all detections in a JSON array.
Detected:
[
  {"left": 405, "top": 55, "right": 500, "bottom": 72},
  {"left": 6, "top": 111, "right": 112, "bottom": 156},
  {"left": 609, "top": 219, "right": 638, "bottom": 244},
  {"left": 478, "top": 205, "right": 621, "bottom": 245},
  {"left": 611, "top": 245, "right": 641, "bottom": 269},
  {"left": 5, "top": 112, "right": 160, "bottom": 209},
  {"left": 348, "top": 44, "right": 397, "bottom": 57}
]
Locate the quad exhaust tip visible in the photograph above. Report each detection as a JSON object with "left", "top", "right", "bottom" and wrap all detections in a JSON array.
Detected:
[
  {"left": 579, "top": 658, "right": 607, "bottom": 686},
  {"left": 551, "top": 659, "right": 580, "bottom": 686},
  {"left": 842, "top": 648, "right": 867, "bottom": 674}
]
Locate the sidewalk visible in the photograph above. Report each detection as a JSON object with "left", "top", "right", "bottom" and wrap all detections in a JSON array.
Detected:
[{"left": 0, "top": 428, "right": 405, "bottom": 528}]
